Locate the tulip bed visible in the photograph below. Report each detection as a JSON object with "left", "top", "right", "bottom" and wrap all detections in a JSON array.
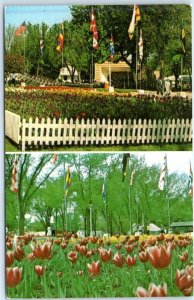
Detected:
[
  {"left": 6, "top": 233, "right": 193, "bottom": 298},
  {"left": 5, "top": 87, "right": 192, "bottom": 121}
]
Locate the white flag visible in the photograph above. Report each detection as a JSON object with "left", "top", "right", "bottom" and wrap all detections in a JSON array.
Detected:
[{"left": 158, "top": 155, "right": 167, "bottom": 191}]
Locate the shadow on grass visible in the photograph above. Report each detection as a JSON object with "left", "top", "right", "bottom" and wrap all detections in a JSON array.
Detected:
[{"left": 5, "top": 137, "right": 192, "bottom": 152}]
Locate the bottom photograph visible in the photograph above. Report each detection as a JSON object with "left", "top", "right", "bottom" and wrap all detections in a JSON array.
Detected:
[{"left": 5, "top": 152, "right": 193, "bottom": 298}]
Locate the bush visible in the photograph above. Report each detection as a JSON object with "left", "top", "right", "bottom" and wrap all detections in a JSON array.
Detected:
[{"left": 5, "top": 88, "right": 192, "bottom": 121}]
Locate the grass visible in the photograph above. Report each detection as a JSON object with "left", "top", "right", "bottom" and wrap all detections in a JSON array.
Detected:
[{"left": 5, "top": 137, "right": 192, "bottom": 152}]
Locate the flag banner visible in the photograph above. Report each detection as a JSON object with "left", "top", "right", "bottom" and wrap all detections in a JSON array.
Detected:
[
  {"left": 122, "top": 153, "right": 131, "bottom": 182},
  {"left": 138, "top": 28, "right": 143, "bottom": 62},
  {"left": 15, "top": 22, "right": 26, "bottom": 36},
  {"left": 158, "top": 155, "right": 167, "bottom": 191},
  {"left": 109, "top": 34, "right": 115, "bottom": 60},
  {"left": 56, "top": 33, "right": 64, "bottom": 52},
  {"left": 52, "top": 154, "right": 57, "bottom": 164},
  {"left": 90, "top": 10, "right": 98, "bottom": 49},
  {"left": 10, "top": 155, "right": 19, "bottom": 193},
  {"left": 128, "top": 5, "right": 141, "bottom": 40},
  {"left": 102, "top": 176, "right": 106, "bottom": 201},
  {"left": 181, "top": 28, "right": 186, "bottom": 54},
  {"left": 188, "top": 163, "right": 193, "bottom": 197},
  {"left": 135, "top": 5, "right": 141, "bottom": 23},
  {"left": 40, "top": 37, "right": 44, "bottom": 51},
  {"left": 130, "top": 170, "right": 136, "bottom": 186},
  {"left": 65, "top": 166, "right": 71, "bottom": 196}
]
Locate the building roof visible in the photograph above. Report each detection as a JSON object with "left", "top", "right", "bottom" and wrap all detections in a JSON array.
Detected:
[{"left": 170, "top": 221, "right": 193, "bottom": 227}]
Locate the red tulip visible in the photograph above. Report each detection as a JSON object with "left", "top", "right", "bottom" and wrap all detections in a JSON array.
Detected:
[
  {"left": 148, "top": 237, "right": 156, "bottom": 246},
  {"left": 80, "top": 238, "right": 88, "bottom": 246},
  {"left": 60, "top": 243, "right": 67, "bottom": 250},
  {"left": 14, "top": 246, "right": 25, "bottom": 261},
  {"left": 79, "top": 245, "right": 88, "bottom": 256},
  {"left": 34, "top": 265, "right": 45, "bottom": 277},
  {"left": 139, "top": 251, "right": 149, "bottom": 263},
  {"left": 6, "top": 242, "right": 13, "bottom": 249},
  {"left": 6, "top": 252, "right": 14, "bottom": 266},
  {"left": 87, "top": 261, "right": 100, "bottom": 276},
  {"left": 99, "top": 248, "right": 112, "bottom": 263},
  {"left": 176, "top": 266, "right": 193, "bottom": 296},
  {"left": 77, "top": 270, "right": 84, "bottom": 276},
  {"left": 116, "top": 243, "right": 122, "bottom": 250},
  {"left": 86, "top": 251, "right": 93, "bottom": 258},
  {"left": 68, "top": 251, "right": 78, "bottom": 263},
  {"left": 136, "top": 283, "right": 168, "bottom": 297},
  {"left": 90, "top": 237, "right": 98, "bottom": 244},
  {"left": 33, "top": 242, "right": 52, "bottom": 260},
  {"left": 157, "top": 233, "right": 165, "bottom": 242},
  {"left": 147, "top": 244, "right": 172, "bottom": 269},
  {"left": 126, "top": 255, "right": 136, "bottom": 267},
  {"left": 125, "top": 244, "right": 133, "bottom": 254},
  {"left": 55, "top": 238, "right": 62, "bottom": 245},
  {"left": 179, "top": 250, "right": 189, "bottom": 263},
  {"left": 28, "top": 253, "right": 35, "bottom": 261},
  {"left": 112, "top": 253, "right": 124, "bottom": 268},
  {"left": 6, "top": 267, "right": 23, "bottom": 288}
]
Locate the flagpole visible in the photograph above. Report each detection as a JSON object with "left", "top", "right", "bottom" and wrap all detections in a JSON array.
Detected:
[
  {"left": 128, "top": 160, "right": 132, "bottom": 234},
  {"left": 166, "top": 155, "right": 171, "bottom": 232},
  {"left": 109, "top": 61, "right": 112, "bottom": 88},
  {"left": 64, "top": 163, "right": 68, "bottom": 232},
  {"left": 23, "top": 33, "right": 26, "bottom": 74},
  {"left": 180, "top": 55, "right": 183, "bottom": 92},
  {"left": 135, "top": 26, "right": 138, "bottom": 90}
]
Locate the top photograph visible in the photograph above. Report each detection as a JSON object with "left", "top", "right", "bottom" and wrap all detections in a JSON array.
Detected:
[{"left": 4, "top": 4, "right": 192, "bottom": 152}]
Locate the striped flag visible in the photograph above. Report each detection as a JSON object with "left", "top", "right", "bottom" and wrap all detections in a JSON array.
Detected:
[
  {"left": 180, "top": 28, "right": 186, "bottom": 54},
  {"left": 56, "top": 33, "right": 64, "bottom": 52},
  {"left": 138, "top": 28, "right": 143, "bottom": 62},
  {"left": 122, "top": 153, "right": 131, "bottom": 182},
  {"left": 188, "top": 162, "right": 193, "bottom": 197},
  {"left": 109, "top": 34, "right": 115, "bottom": 60},
  {"left": 158, "top": 155, "right": 167, "bottom": 191},
  {"left": 10, "top": 155, "right": 19, "bottom": 193},
  {"left": 90, "top": 9, "right": 98, "bottom": 49},
  {"left": 15, "top": 22, "right": 26, "bottom": 36},
  {"left": 128, "top": 5, "right": 141, "bottom": 40},
  {"left": 102, "top": 176, "right": 106, "bottom": 201},
  {"left": 65, "top": 166, "right": 71, "bottom": 196}
]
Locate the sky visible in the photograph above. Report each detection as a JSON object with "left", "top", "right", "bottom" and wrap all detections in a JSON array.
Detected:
[{"left": 4, "top": 5, "right": 72, "bottom": 27}]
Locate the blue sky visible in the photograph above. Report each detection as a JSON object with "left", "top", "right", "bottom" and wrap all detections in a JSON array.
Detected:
[{"left": 4, "top": 5, "right": 72, "bottom": 27}]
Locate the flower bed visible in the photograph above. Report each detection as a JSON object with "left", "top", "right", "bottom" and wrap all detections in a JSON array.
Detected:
[
  {"left": 6, "top": 233, "right": 193, "bottom": 298},
  {"left": 5, "top": 88, "right": 192, "bottom": 121}
]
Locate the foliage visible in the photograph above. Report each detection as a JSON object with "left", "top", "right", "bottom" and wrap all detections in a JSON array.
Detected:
[{"left": 5, "top": 87, "right": 192, "bottom": 121}]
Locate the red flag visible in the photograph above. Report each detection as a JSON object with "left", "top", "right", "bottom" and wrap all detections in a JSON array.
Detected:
[
  {"left": 15, "top": 22, "right": 26, "bottom": 36},
  {"left": 10, "top": 155, "right": 19, "bottom": 193},
  {"left": 52, "top": 154, "right": 57, "bottom": 164},
  {"left": 90, "top": 10, "right": 98, "bottom": 49}
]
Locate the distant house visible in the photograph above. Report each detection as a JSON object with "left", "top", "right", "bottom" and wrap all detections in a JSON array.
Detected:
[
  {"left": 59, "top": 66, "right": 79, "bottom": 83},
  {"left": 170, "top": 221, "right": 193, "bottom": 234},
  {"left": 95, "top": 61, "right": 131, "bottom": 88}
]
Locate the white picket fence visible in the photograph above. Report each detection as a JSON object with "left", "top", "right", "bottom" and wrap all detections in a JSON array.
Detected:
[{"left": 5, "top": 110, "right": 192, "bottom": 151}]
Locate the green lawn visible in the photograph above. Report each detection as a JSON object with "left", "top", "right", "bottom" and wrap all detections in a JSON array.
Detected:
[{"left": 5, "top": 137, "right": 192, "bottom": 152}]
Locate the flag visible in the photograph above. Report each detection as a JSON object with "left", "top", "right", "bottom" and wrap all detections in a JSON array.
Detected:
[
  {"left": 158, "top": 155, "right": 167, "bottom": 191},
  {"left": 109, "top": 34, "right": 115, "bottom": 60},
  {"left": 102, "top": 176, "right": 106, "bottom": 201},
  {"left": 15, "top": 22, "right": 26, "bottom": 36},
  {"left": 122, "top": 153, "right": 131, "bottom": 182},
  {"left": 188, "top": 162, "right": 193, "bottom": 197},
  {"left": 52, "top": 154, "right": 57, "bottom": 164},
  {"left": 65, "top": 166, "right": 71, "bottom": 196},
  {"left": 90, "top": 9, "right": 98, "bottom": 49},
  {"left": 128, "top": 5, "right": 141, "bottom": 40},
  {"left": 138, "top": 28, "right": 143, "bottom": 62},
  {"left": 10, "top": 155, "right": 19, "bottom": 193},
  {"left": 56, "top": 33, "right": 64, "bottom": 52},
  {"left": 180, "top": 28, "right": 186, "bottom": 54},
  {"left": 130, "top": 170, "right": 135, "bottom": 186}
]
